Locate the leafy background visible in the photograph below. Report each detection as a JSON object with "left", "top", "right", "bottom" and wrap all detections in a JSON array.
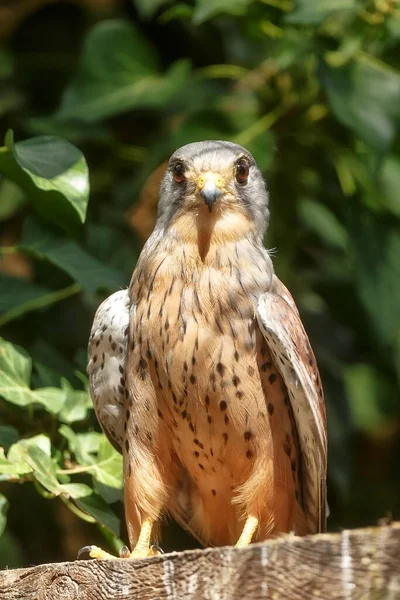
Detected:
[{"left": 0, "top": 0, "right": 400, "bottom": 568}]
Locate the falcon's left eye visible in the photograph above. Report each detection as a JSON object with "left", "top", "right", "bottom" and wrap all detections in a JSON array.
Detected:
[
  {"left": 173, "top": 162, "right": 186, "bottom": 183},
  {"left": 235, "top": 159, "right": 249, "bottom": 184}
]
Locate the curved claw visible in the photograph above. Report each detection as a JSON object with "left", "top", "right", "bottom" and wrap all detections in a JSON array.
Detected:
[
  {"left": 77, "top": 545, "right": 96, "bottom": 559},
  {"left": 150, "top": 545, "right": 164, "bottom": 556},
  {"left": 119, "top": 545, "right": 131, "bottom": 558}
]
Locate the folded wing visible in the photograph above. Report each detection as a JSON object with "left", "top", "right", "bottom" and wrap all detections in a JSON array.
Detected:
[
  {"left": 87, "top": 289, "right": 131, "bottom": 454},
  {"left": 256, "top": 276, "right": 327, "bottom": 533}
]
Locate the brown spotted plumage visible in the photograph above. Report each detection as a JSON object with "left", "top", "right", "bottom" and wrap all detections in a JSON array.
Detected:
[{"left": 87, "top": 141, "right": 327, "bottom": 558}]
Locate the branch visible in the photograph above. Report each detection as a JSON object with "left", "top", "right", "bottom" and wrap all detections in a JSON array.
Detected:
[{"left": 1, "top": 523, "right": 400, "bottom": 599}]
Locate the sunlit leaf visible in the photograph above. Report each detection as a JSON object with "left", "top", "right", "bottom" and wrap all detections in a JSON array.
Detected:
[
  {"left": 93, "top": 437, "right": 123, "bottom": 490},
  {"left": 0, "top": 131, "right": 89, "bottom": 230},
  {"left": 132, "top": 0, "right": 171, "bottom": 19},
  {"left": 56, "top": 20, "right": 190, "bottom": 122},
  {"left": 17, "top": 443, "right": 61, "bottom": 494},
  {"left": 0, "top": 338, "right": 66, "bottom": 413},
  {"left": 60, "top": 483, "right": 93, "bottom": 499},
  {"left": 286, "top": 0, "right": 356, "bottom": 24},
  {"left": 58, "top": 380, "right": 92, "bottom": 424},
  {"left": 3, "top": 435, "right": 52, "bottom": 479},
  {"left": 320, "top": 56, "right": 400, "bottom": 153},
  {"left": 59, "top": 425, "right": 102, "bottom": 463},
  {"left": 59, "top": 426, "right": 122, "bottom": 491},
  {"left": 193, "top": 0, "right": 253, "bottom": 23}
]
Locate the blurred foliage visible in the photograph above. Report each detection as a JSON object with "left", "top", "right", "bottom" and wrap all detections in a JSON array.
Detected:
[{"left": 0, "top": 0, "right": 400, "bottom": 567}]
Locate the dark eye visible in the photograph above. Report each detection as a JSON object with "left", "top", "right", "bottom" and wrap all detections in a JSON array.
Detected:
[
  {"left": 173, "top": 162, "right": 186, "bottom": 183},
  {"left": 235, "top": 159, "right": 249, "bottom": 184}
]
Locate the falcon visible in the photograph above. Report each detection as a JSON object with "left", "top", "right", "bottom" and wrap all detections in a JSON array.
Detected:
[{"left": 85, "top": 140, "right": 327, "bottom": 559}]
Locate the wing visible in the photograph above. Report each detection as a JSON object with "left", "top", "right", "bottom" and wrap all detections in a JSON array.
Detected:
[
  {"left": 256, "top": 276, "right": 327, "bottom": 533},
  {"left": 87, "top": 289, "right": 131, "bottom": 454}
]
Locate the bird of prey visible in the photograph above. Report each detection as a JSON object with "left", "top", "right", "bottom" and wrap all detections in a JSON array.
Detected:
[{"left": 85, "top": 140, "right": 327, "bottom": 559}]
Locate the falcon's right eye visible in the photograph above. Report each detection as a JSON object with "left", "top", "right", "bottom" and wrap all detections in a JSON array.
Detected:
[{"left": 172, "top": 162, "right": 186, "bottom": 183}]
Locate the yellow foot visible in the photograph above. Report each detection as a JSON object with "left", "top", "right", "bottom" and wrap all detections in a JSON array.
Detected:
[
  {"left": 77, "top": 545, "right": 118, "bottom": 560},
  {"left": 127, "top": 545, "right": 163, "bottom": 559},
  {"left": 77, "top": 544, "right": 163, "bottom": 560}
]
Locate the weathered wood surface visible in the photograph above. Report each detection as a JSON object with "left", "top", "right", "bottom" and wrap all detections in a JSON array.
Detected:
[{"left": 1, "top": 523, "right": 400, "bottom": 600}]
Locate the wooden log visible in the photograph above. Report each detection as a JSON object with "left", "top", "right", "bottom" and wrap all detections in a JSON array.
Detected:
[{"left": 1, "top": 523, "right": 400, "bottom": 600}]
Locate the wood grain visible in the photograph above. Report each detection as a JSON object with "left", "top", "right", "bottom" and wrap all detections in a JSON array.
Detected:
[{"left": 1, "top": 523, "right": 400, "bottom": 600}]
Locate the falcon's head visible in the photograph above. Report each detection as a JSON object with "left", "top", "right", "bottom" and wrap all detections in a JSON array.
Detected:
[{"left": 156, "top": 141, "right": 269, "bottom": 243}]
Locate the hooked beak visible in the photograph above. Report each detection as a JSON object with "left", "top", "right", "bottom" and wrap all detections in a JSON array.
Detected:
[{"left": 197, "top": 172, "right": 223, "bottom": 212}]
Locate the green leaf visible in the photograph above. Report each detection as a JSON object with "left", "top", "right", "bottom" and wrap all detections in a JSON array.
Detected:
[
  {"left": 0, "top": 274, "right": 50, "bottom": 321},
  {"left": 132, "top": 0, "right": 171, "bottom": 19},
  {"left": 0, "top": 494, "right": 8, "bottom": 538},
  {"left": 0, "top": 426, "right": 19, "bottom": 450},
  {"left": 378, "top": 155, "right": 400, "bottom": 218},
  {"left": 60, "top": 483, "right": 93, "bottom": 499},
  {"left": 286, "top": 0, "right": 356, "bottom": 25},
  {"left": 0, "top": 447, "right": 26, "bottom": 478},
  {"left": 20, "top": 218, "right": 125, "bottom": 293},
  {"left": 193, "top": 0, "right": 253, "bottom": 23},
  {"left": 75, "top": 492, "right": 120, "bottom": 536},
  {"left": 56, "top": 20, "right": 190, "bottom": 122},
  {"left": 0, "top": 178, "right": 25, "bottom": 222},
  {"left": 93, "top": 437, "right": 123, "bottom": 490},
  {"left": 59, "top": 425, "right": 102, "bottom": 463},
  {"left": 0, "top": 337, "right": 67, "bottom": 413},
  {"left": 17, "top": 443, "right": 61, "bottom": 494},
  {"left": 0, "top": 131, "right": 89, "bottom": 230},
  {"left": 320, "top": 56, "right": 400, "bottom": 153},
  {"left": 58, "top": 380, "right": 92, "bottom": 424},
  {"left": 298, "top": 198, "right": 348, "bottom": 249},
  {"left": 344, "top": 364, "right": 393, "bottom": 434},
  {"left": 351, "top": 216, "right": 400, "bottom": 348},
  {"left": 3, "top": 435, "right": 52, "bottom": 479},
  {"left": 0, "top": 274, "right": 80, "bottom": 328}
]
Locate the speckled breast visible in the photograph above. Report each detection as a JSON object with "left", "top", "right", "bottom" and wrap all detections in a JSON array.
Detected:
[{"left": 129, "top": 240, "right": 291, "bottom": 490}]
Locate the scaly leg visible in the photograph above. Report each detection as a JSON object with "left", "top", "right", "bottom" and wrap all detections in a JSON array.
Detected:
[
  {"left": 129, "top": 516, "right": 156, "bottom": 558},
  {"left": 235, "top": 515, "right": 259, "bottom": 548}
]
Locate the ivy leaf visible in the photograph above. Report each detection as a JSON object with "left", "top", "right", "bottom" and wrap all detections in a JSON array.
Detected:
[
  {"left": 59, "top": 425, "right": 102, "bottom": 464},
  {"left": 0, "top": 337, "right": 67, "bottom": 413},
  {"left": 56, "top": 20, "right": 190, "bottom": 122},
  {"left": 2, "top": 435, "right": 52, "bottom": 480},
  {"left": 92, "top": 437, "right": 123, "bottom": 490},
  {"left": 58, "top": 380, "right": 92, "bottom": 424},
  {"left": 17, "top": 443, "right": 61, "bottom": 494},
  {"left": 0, "top": 131, "right": 89, "bottom": 231},
  {"left": 75, "top": 493, "right": 120, "bottom": 536}
]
